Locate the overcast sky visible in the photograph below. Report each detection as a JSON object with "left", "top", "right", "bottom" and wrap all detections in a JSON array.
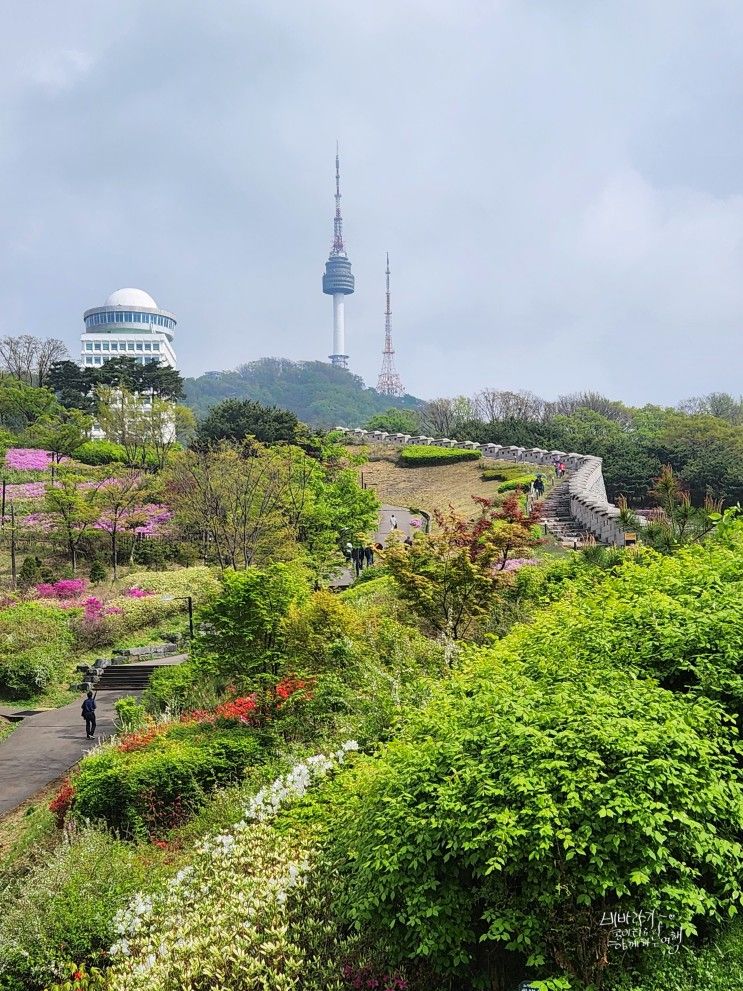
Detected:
[{"left": 2, "top": 1, "right": 743, "bottom": 405}]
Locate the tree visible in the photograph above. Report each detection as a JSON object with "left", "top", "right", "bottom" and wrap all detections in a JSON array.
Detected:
[
  {"left": 94, "top": 385, "right": 149, "bottom": 467},
  {"left": 364, "top": 408, "right": 421, "bottom": 434},
  {"left": 332, "top": 660, "right": 743, "bottom": 990},
  {"left": 43, "top": 475, "right": 101, "bottom": 573},
  {"left": 35, "top": 339, "right": 71, "bottom": 387},
  {"left": 419, "top": 397, "right": 456, "bottom": 437},
  {"left": 195, "top": 398, "right": 300, "bottom": 446},
  {"left": 0, "top": 335, "right": 69, "bottom": 385},
  {"left": 144, "top": 397, "right": 195, "bottom": 470},
  {"left": 167, "top": 442, "right": 296, "bottom": 569},
  {"left": 25, "top": 409, "right": 92, "bottom": 477},
  {"left": 0, "top": 379, "right": 59, "bottom": 432},
  {"left": 94, "top": 472, "right": 152, "bottom": 580},
  {"left": 384, "top": 495, "right": 542, "bottom": 640},
  {"left": 194, "top": 564, "right": 309, "bottom": 680},
  {"left": 642, "top": 465, "right": 722, "bottom": 552},
  {"left": 47, "top": 360, "right": 98, "bottom": 414}
]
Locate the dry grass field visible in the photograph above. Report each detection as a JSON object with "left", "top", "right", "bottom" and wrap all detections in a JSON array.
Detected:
[{"left": 355, "top": 446, "right": 546, "bottom": 520}]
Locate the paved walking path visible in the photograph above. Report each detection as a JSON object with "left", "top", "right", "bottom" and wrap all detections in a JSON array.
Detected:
[
  {"left": 332, "top": 503, "right": 419, "bottom": 588},
  {"left": 0, "top": 657, "right": 186, "bottom": 817}
]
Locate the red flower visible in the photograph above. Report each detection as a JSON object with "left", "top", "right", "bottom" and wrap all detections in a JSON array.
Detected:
[{"left": 49, "top": 779, "right": 75, "bottom": 828}]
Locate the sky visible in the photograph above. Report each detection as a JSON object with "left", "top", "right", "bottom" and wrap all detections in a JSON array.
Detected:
[{"left": 2, "top": 0, "right": 743, "bottom": 405}]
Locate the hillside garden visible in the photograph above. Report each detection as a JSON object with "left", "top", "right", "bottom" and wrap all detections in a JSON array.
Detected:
[{"left": 1, "top": 357, "right": 742, "bottom": 991}]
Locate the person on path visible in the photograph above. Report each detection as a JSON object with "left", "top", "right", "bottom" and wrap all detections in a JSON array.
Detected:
[
  {"left": 344, "top": 541, "right": 353, "bottom": 562},
  {"left": 351, "top": 546, "right": 363, "bottom": 577},
  {"left": 533, "top": 474, "right": 545, "bottom": 497},
  {"left": 389, "top": 513, "right": 398, "bottom": 530},
  {"left": 364, "top": 545, "right": 374, "bottom": 567},
  {"left": 81, "top": 690, "right": 97, "bottom": 739}
]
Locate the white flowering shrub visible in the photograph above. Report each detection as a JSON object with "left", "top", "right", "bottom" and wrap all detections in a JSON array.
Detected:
[{"left": 105, "top": 744, "right": 359, "bottom": 991}]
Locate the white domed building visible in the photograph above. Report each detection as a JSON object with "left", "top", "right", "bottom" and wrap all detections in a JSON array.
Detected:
[{"left": 80, "top": 288, "right": 177, "bottom": 370}]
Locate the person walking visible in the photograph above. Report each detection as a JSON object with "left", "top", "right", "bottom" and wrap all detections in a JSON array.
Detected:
[
  {"left": 389, "top": 513, "right": 398, "bottom": 530},
  {"left": 81, "top": 690, "right": 97, "bottom": 739},
  {"left": 533, "top": 474, "right": 545, "bottom": 497},
  {"left": 364, "top": 545, "right": 374, "bottom": 567},
  {"left": 351, "top": 546, "right": 363, "bottom": 577}
]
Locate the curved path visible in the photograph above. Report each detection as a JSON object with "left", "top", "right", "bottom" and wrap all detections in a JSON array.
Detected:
[
  {"left": 332, "top": 503, "right": 417, "bottom": 589},
  {"left": 0, "top": 658, "right": 185, "bottom": 817}
]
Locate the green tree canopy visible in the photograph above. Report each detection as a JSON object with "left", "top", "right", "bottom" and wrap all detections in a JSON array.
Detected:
[{"left": 195, "top": 398, "right": 300, "bottom": 446}]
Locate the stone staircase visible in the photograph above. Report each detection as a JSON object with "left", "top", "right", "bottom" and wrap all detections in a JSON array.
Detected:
[
  {"left": 539, "top": 478, "right": 595, "bottom": 547},
  {"left": 76, "top": 644, "right": 185, "bottom": 693}
]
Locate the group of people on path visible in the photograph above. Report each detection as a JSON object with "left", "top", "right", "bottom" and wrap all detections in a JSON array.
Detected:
[
  {"left": 345, "top": 542, "right": 376, "bottom": 576},
  {"left": 552, "top": 457, "right": 567, "bottom": 477}
]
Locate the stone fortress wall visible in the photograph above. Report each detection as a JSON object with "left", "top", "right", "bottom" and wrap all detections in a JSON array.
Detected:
[{"left": 335, "top": 427, "right": 630, "bottom": 547}]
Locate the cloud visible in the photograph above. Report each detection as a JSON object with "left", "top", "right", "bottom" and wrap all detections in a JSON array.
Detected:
[
  {"left": 0, "top": 1, "right": 743, "bottom": 406},
  {"left": 26, "top": 49, "right": 94, "bottom": 92}
]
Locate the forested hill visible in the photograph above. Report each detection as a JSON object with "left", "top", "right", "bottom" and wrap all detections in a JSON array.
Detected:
[{"left": 183, "top": 357, "right": 423, "bottom": 427}]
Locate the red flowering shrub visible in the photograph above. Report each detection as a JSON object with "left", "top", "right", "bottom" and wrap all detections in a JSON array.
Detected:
[
  {"left": 275, "top": 675, "right": 313, "bottom": 704},
  {"left": 215, "top": 694, "right": 258, "bottom": 723},
  {"left": 49, "top": 778, "right": 75, "bottom": 828},
  {"left": 117, "top": 725, "right": 165, "bottom": 753}
]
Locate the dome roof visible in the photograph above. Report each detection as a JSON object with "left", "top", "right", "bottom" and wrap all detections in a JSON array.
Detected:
[{"left": 105, "top": 287, "right": 158, "bottom": 309}]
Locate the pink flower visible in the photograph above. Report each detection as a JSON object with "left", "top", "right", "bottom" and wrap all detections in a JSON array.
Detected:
[
  {"left": 35, "top": 578, "right": 87, "bottom": 599},
  {"left": 125, "top": 586, "right": 153, "bottom": 598},
  {"left": 7, "top": 482, "right": 47, "bottom": 500},
  {"left": 5, "top": 448, "right": 53, "bottom": 471}
]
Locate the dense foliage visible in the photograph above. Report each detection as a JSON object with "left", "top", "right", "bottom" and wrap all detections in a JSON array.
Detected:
[{"left": 184, "top": 358, "right": 422, "bottom": 427}]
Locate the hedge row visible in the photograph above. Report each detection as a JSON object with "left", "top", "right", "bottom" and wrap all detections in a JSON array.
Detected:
[
  {"left": 73, "top": 721, "right": 261, "bottom": 838},
  {"left": 498, "top": 475, "right": 539, "bottom": 493},
  {"left": 399, "top": 445, "right": 481, "bottom": 467},
  {"left": 481, "top": 463, "right": 541, "bottom": 482}
]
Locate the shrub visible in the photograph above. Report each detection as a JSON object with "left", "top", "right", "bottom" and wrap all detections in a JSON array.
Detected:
[
  {"left": 113, "top": 696, "right": 147, "bottom": 734},
  {"left": 71, "top": 440, "right": 127, "bottom": 466},
  {"left": 329, "top": 658, "right": 743, "bottom": 989},
  {"left": 122, "top": 566, "right": 221, "bottom": 606},
  {"left": 283, "top": 592, "right": 361, "bottom": 673},
  {"left": 0, "top": 825, "right": 158, "bottom": 989},
  {"left": 88, "top": 559, "right": 107, "bottom": 584},
  {"left": 17, "top": 555, "right": 43, "bottom": 590},
  {"left": 142, "top": 661, "right": 218, "bottom": 714},
  {"left": 497, "top": 474, "right": 538, "bottom": 492},
  {"left": 481, "top": 462, "right": 541, "bottom": 482},
  {"left": 0, "top": 602, "right": 73, "bottom": 699},
  {"left": 399, "top": 445, "right": 481, "bottom": 467},
  {"left": 72, "top": 724, "right": 262, "bottom": 838}
]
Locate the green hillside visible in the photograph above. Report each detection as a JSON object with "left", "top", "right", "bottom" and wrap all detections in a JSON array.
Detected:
[{"left": 183, "top": 357, "right": 423, "bottom": 427}]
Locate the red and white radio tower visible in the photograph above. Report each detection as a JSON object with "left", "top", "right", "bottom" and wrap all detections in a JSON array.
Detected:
[{"left": 376, "top": 253, "right": 405, "bottom": 396}]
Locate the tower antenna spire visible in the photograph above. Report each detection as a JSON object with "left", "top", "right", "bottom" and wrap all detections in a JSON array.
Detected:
[
  {"left": 322, "top": 145, "right": 354, "bottom": 368},
  {"left": 333, "top": 141, "right": 344, "bottom": 254},
  {"left": 376, "top": 252, "right": 405, "bottom": 397}
]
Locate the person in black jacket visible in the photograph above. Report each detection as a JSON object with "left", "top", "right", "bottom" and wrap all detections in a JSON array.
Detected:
[{"left": 81, "top": 691, "right": 97, "bottom": 739}]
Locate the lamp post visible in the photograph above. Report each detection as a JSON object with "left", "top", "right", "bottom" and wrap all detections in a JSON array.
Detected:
[{"left": 160, "top": 594, "right": 194, "bottom": 638}]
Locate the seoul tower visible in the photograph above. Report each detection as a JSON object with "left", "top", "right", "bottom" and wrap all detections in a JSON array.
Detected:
[
  {"left": 322, "top": 145, "right": 354, "bottom": 368},
  {"left": 376, "top": 253, "right": 405, "bottom": 396}
]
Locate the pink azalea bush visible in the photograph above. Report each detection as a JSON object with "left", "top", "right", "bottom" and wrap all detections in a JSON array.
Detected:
[
  {"left": 21, "top": 512, "right": 55, "bottom": 532},
  {"left": 35, "top": 579, "right": 88, "bottom": 600},
  {"left": 5, "top": 448, "right": 53, "bottom": 471},
  {"left": 125, "top": 587, "right": 153, "bottom": 598},
  {"left": 7, "top": 482, "right": 46, "bottom": 500}
]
